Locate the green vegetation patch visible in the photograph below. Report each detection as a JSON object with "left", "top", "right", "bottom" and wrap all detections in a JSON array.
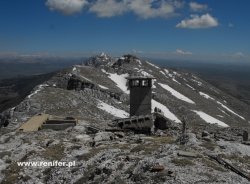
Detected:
[
  {"left": 171, "top": 158, "right": 195, "bottom": 167},
  {"left": 201, "top": 158, "right": 226, "bottom": 172},
  {"left": 131, "top": 136, "right": 175, "bottom": 155},
  {"left": 2, "top": 162, "right": 22, "bottom": 184},
  {"left": 200, "top": 142, "right": 216, "bottom": 151},
  {"left": 42, "top": 143, "right": 65, "bottom": 160}
]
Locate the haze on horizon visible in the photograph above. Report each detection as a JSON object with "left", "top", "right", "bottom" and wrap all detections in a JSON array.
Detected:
[{"left": 0, "top": 0, "right": 249, "bottom": 62}]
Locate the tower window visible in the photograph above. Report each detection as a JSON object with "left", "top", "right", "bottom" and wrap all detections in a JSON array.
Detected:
[
  {"left": 141, "top": 80, "right": 149, "bottom": 87},
  {"left": 131, "top": 80, "right": 140, "bottom": 87}
]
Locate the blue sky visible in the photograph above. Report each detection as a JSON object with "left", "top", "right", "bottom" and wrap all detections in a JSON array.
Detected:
[{"left": 0, "top": 0, "right": 249, "bottom": 61}]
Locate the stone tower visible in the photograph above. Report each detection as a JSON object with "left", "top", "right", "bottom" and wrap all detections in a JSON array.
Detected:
[{"left": 127, "top": 76, "right": 155, "bottom": 116}]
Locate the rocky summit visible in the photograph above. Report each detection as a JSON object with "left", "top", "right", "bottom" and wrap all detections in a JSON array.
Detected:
[{"left": 1, "top": 53, "right": 250, "bottom": 184}]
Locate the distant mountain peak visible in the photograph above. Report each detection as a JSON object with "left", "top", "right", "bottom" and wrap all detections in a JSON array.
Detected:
[
  {"left": 100, "top": 52, "right": 107, "bottom": 58},
  {"left": 85, "top": 52, "right": 113, "bottom": 67}
]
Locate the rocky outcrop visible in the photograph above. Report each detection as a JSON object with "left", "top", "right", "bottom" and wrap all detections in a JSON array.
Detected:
[
  {"left": 0, "top": 112, "right": 10, "bottom": 128},
  {"left": 113, "top": 54, "right": 140, "bottom": 68},
  {"left": 67, "top": 75, "right": 95, "bottom": 90},
  {"left": 67, "top": 75, "right": 126, "bottom": 102},
  {"left": 85, "top": 52, "right": 115, "bottom": 67}
]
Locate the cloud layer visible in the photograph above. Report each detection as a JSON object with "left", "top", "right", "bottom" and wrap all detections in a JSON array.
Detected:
[
  {"left": 45, "top": 0, "right": 219, "bottom": 30},
  {"left": 128, "top": 0, "right": 183, "bottom": 19},
  {"left": 46, "top": 0, "right": 184, "bottom": 19},
  {"left": 46, "top": 0, "right": 88, "bottom": 15},
  {"left": 176, "top": 13, "right": 218, "bottom": 29},
  {"left": 89, "top": 0, "right": 127, "bottom": 18},
  {"left": 189, "top": 2, "right": 208, "bottom": 12}
]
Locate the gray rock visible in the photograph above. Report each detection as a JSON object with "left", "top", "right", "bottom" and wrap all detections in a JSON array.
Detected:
[
  {"left": 94, "top": 132, "right": 115, "bottom": 142},
  {"left": 202, "top": 131, "right": 209, "bottom": 137}
]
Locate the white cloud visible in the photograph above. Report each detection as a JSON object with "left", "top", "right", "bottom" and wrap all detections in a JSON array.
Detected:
[
  {"left": 45, "top": 0, "right": 184, "bottom": 19},
  {"left": 89, "top": 0, "right": 184, "bottom": 19},
  {"left": 176, "top": 13, "right": 218, "bottom": 29},
  {"left": 46, "top": 0, "right": 88, "bottom": 15},
  {"left": 189, "top": 2, "right": 208, "bottom": 12},
  {"left": 128, "top": 0, "right": 183, "bottom": 19},
  {"left": 89, "top": 0, "right": 128, "bottom": 17},
  {"left": 176, "top": 49, "right": 192, "bottom": 55}
]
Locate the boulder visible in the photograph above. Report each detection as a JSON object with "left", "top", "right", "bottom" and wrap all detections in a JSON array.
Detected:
[
  {"left": 94, "top": 132, "right": 115, "bottom": 142},
  {"left": 154, "top": 113, "right": 174, "bottom": 130},
  {"left": 202, "top": 131, "right": 209, "bottom": 137},
  {"left": 74, "top": 134, "right": 91, "bottom": 143}
]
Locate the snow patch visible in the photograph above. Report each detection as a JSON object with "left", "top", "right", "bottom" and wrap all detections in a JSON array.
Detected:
[
  {"left": 79, "top": 75, "right": 92, "bottom": 82},
  {"left": 158, "top": 83, "right": 195, "bottom": 104},
  {"left": 97, "top": 101, "right": 129, "bottom": 118},
  {"left": 146, "top": 61, "right": 160, "bottom": 69},
  {"left": 218, "top": 108, "right": 230, "bottom": 116},
  {"left": 217, "top": 115, "right": 224, "bottom": 118},
  {"left": 28, "top": 84, "right": 49, "bottom": 98},
  {"left": 102, "top": 69, "right": 129, "bottom": 94},
  {"left": 186, "top": 84, "right": 195, "bottom": 90},
  {"left": 183, "top": 78, "right": 188, "bottom": 82},
  {"left": 152, "top": 100, "right": 181, "bottom": 123},
  {"left": 172, "top": 78, "right": 181, "bottom": 85},
  {"left": 141, "top": 70, "right": 154, "bottom": 77},
  {"left": 109, "top": 73, "right": 129, "bottom": 94},
  {"left": 164, "top": 69, "right": 169, "bottom": 74},
  {"left": 100, "top": 52, "right": 108, "bottom": 60},
  {"left": 217, "top": 101, "right": 245, "bottom": 120},
  {"left": 173, "top": 71, "right": 181, "bottom": 76},
  {"left": 199, "top": 92, "right": 215, "bottom": 100},
  {"left": 191, "top": 79, "right": 202, "bottom": 86},
  {"left": 192, "top": 110, "right": 229, "bottom": 127},
  {"left": 98, "top": 85, "right": 109, "bottom": 90},
  {"left": 160, "top": 71, "right": 166, "bottom": 76},
  {"left": 136, "top": 59, "right": 142, "bottom": 65},
  {"left": 211, "top": 88, "right": 220, "bottom": 94},
  {"left": 101, "top": 69, "right": 107, "bottom": 73}
]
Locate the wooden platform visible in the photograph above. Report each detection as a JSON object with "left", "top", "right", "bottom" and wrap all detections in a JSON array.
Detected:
[
  {"left": 18, "top": 114, "right": 78, "bottom": 132},
  {"left": 18, "top": 114, "right": 49, "bottom": 132}
]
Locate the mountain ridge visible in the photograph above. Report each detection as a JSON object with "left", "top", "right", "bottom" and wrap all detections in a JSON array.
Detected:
[
  {"left": 1, "top": 53, "right": 250, "bottom": 130},
  {"left": 1, "top": 53, "right": 250, "bottom": 184}
]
